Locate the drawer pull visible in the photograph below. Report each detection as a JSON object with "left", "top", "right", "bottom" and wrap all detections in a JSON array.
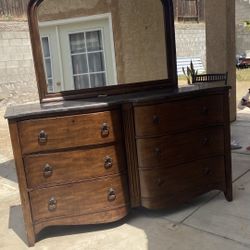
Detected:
[
  {"left": 201, "top": 106, "right": 208, "bottom": 115},
  {"left": 202, "top": 137, "right": 209, "bottom": 145},
  {"left": 203, "top": 167, "right": 212, "bottom": 176},
  {"left": 107, "top": 188, "right": 116, "bottom": 202},
  {"left": 38, "top": 130, "right": 48, "bottom": 144},
  {"left": 48, "top": 197, "right": 57, "bottom": 211},
  {"left": 157, "top": 178, "right": 165, "bottom": 187},
  {"left": 43, "top": 164, "right": 53, "bottom": 178},
  {"left": 104, "top": 156, "right": 113, "bottom": 169},
  {"left": 155, "top": 147, "right": 161, "bottom": 155},
  {"left": 153, "top": 115, "right": 160, "bottom": 124},
  {"left": 101, "top": 123, "right": 109, "bottom": 137}
]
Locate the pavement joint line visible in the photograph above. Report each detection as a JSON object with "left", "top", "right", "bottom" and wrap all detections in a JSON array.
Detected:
[
  {"left": 179, "top": 191, "right": 221, "bottom": 224},
  {"left": 232, "top": 151, "right": 250, "bottom": 156},
  {"left": 232, "top": 169, "right": 250, "bottom": 183},
  {"left": 182, "top": 222, "right": 250, "bottom": 249}
]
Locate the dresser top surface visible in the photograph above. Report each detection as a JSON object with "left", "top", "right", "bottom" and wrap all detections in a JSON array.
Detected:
[{"left": 5, "top": 83, "right": 230, "bottom": 120}]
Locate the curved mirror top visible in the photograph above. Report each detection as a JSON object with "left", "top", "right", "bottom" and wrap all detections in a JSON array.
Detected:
[{"left": 36, "top": 0, "right": 169, "bottom": 94}]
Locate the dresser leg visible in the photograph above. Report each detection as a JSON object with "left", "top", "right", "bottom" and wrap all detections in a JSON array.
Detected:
[
  {"left": 27, "top": 233, "right": 36, "bottom": 247},
  {"left": 224, "top": 189, "right": 233, "bottom": 202}
]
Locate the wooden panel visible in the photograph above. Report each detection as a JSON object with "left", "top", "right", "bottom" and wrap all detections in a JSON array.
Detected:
[
  {"left": 139, "top": 156, "right": 226, "bottom": 209},
  {"left": 19, "top": 110, "right": 122, "bottom": 154},
  {"left": 134, "top": 95, "right": 224, "bottom": 137},
  {"left": 122, "top": 103, "right": 141, "bottom": 207},
  {"left": 24, "top": 144, "right": 125, "bottom": 189},
  {"left": 8, "top": 121, "right": 36, "bottom": 247},
  {"left": 30, "top": 174, "right": 129, "bottom": 223},
  {"left": 137, "top": 126, "right": 224, "bottom": 168}
]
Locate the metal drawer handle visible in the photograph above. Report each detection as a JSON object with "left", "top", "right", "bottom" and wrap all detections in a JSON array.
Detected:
[
  {"left": 203, "top": 167, "right": 212, "bottom": 176},
  {"left": 107, "top": 188, "right": 116, "bottom": 202},
  {"left": 101, "top": 123, "right": 109, "bottom": 137},
  {"left": 155, "top": 147, "right": 161, "bottom": 155},
  {"left": 202, "top": 137, "right": 209, "bottom": 145},
  {"left": 153, "top": 115, "right": 160, "bottom": 124},
  {"left": 43, "top": 163, "right": 53, "bottom": 178},
  {"left": 201, "top": 106, "right": 208, "bottom": 115},
  {"left": 104, "top": 156, "right": 113, "bottom": 169},
  {"left": 157, "top": 178, "right": 165, "bottom": 187},
  {"left": 48, "top": 197, "right": 57, "bottom": 211},
  {"left": 38, "top": 130, "right": 48, "bottom": 144}
]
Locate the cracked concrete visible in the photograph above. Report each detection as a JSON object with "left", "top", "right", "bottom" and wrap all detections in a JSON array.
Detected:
[{"left": 0, "top": 107, "right": 250, "bottom": 250}]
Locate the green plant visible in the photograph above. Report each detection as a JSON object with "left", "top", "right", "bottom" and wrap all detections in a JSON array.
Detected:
[{"left": 182, "top": 61, "right": 198, "bottom": 85}]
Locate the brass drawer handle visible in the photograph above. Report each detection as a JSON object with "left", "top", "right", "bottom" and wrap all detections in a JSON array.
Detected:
[
  {"left": 203, "top": 167, "right": 212, "bottom": 176},
  {"left": 202, "top": 137, "right": 209, "bottom": 145},
  {"left": 107, "top": 188, "right": 116, "bottom": 202},
  {"left": 101, "top": 123, "right": 109, "bottom": 137},
  {"left": 104, "top": 156, "right": 113, "bottom": 169},
  {"left": 48, "top": 197, "right": 57, "bottom": 211},
  {"left": 153, "top": 115, "right": 160, "bottom": 124},
  {"left": 155, "top": 147, "right": 161, "bottom": 155},
  {"left": 38, "top": 130, "right": 48, "bottom": 144},
  {"left": 43, "top": 163, "right": 53, "bottom": 178},
  {"left": 157, "top": 178, "right": 165, "bottom": 187},
  {"left": 201, "top": 106, "right": 208, "bottom": 115}
]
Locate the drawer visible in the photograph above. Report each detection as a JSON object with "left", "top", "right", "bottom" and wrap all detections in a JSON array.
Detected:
[
  {"left": 139, "top": 156, "right": 226, "bottom": 208},
  {"left": 18, "top": 110, "right": 122, "bottom": 154},
  {"left": 30, "top": 174, "right": 129, "bottom": 223},
  {"left": 134, "top": 95, "right": 224, "bottom": 137},
  {"left": 24, "top": 144, "right": 125, "bottom": 189},
  {"left": 137, "top": 127, "right": 224, "bottom": 168}
]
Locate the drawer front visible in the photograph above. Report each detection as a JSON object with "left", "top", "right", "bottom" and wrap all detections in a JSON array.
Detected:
[
  {"left": 134, "top": 95, "right": 224, "bottom": 137},
  {"left": 24, "top": 144, "right": 125, "bottom": 189},
  {"left": 19, "top": 110, "right": 122, "bottom": 154},
  {"left": 30, "top": 174, "right": 129, "bottom": 223},
  {"left": 137, "top": 127, "right": 224, "bottom": 168},
  {"left": 139, "top": 156, "right": 226, "bottom": 205}
]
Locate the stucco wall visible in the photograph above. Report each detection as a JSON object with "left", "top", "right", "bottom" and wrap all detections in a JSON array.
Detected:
[
  {"left": 38, "top": 0, "right": 168, "bottom": 85},
  {"left": 205, "top": 0, "right": 236, "bottom": 120}
]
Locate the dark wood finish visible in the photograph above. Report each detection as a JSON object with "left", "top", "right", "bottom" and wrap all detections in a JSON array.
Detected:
[
  {"left": 27, "top": 0, "right": 177, "bottom": 102},
  {"left": 18, "top": 110, "right": 122, "bottom": 154},
  {"left": 8, "top": 121, "right": 36, "bottom": 247},
  {"left": 5, "top": 85, "right": 232, "bottom": 246},
  {"left": 134, "top": 95, "right": 224, "bottom": 137},
  {"left": 24, "top": 144, "right": 125, "bottom": 189},
  {"left": 137, "top": 126, "right": 224, "bottom": 168},
  {"left": 122, "top": 104, "right": 141, "bottom": 207},
  {"left": 30, "top": 174, "right": 129, "bottom": 223},
  {"left": 34, "top": 206, "right": 129, "bottom": 235},
  {"left": 139, "top": 156, "right": 226, "bottom": 209}
]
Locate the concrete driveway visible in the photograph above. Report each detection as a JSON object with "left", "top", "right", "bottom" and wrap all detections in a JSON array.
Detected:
[{"left": 0, "top": 107, "right": 249, "bottom": 250}]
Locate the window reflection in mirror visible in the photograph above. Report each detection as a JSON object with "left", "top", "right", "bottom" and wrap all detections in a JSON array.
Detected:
[{"left": 38, "top": 0, "right": 168, "bottom": 93}]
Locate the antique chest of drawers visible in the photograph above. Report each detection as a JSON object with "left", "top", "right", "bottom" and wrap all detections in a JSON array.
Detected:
[{"left": 5, "top": 85, "right": 232, "bottom": 246}]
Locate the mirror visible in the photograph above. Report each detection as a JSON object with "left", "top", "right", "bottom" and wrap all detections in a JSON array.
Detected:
[{"left": 28, "top": 0, "right": 177, "bottom": 101}]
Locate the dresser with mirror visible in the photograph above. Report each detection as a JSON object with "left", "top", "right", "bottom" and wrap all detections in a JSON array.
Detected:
[{"left": 5, "top": 0, "right": 232, "bottom": 246}]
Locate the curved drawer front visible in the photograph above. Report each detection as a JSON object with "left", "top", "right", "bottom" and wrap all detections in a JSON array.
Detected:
[
  {"left": 18, "top": 110, "right": 122, "bottom": 154},
  {"left": 24, "top": 144, "right": 125, "bottom": 189},
  {"left": 30, "top": 174, "right": 129, "bottom": 223},
  {"left": 137, "top": 127, "right": 224, "bottom": 168},
  {"left": 139, "top": 156, "right": 226, "bottom": 208},
  {"left": 134, "top": 95, "right": 224, "bottom": 137}
]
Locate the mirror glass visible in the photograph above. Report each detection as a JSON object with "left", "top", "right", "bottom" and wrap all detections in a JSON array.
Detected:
[{"left": 38, "top": 0, "right": 168, "bottom": 93}]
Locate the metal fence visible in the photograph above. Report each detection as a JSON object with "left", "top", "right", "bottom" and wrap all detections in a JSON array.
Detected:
[{"left": 0, "top": 0, "right": 29, "bottom": 18}]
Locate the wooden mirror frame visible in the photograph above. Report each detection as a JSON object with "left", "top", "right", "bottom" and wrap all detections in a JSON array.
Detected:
[{"left": 28, "top": 0, "right": 177, "bottom": 103}]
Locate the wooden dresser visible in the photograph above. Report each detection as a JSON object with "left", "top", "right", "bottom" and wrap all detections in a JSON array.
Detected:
[{"left": 5, "top": 85, "right": 232, "bottom": 246}]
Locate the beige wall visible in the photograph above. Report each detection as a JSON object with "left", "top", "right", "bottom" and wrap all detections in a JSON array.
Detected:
[
  {"left": 38, "top": 0, "right": 168, "bottom": 85},
  {"left": 205, "top": 0, "right": 236, "bottom": 120}
]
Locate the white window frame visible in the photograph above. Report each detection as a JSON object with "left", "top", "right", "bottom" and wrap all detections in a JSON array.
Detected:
[{"left": 39, "top": 13, "right": 117, "bottom": 91}]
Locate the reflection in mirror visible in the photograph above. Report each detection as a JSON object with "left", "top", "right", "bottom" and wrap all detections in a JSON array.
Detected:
[{"left": 38, "top": 0, "right": 168, "bottom": 93}]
